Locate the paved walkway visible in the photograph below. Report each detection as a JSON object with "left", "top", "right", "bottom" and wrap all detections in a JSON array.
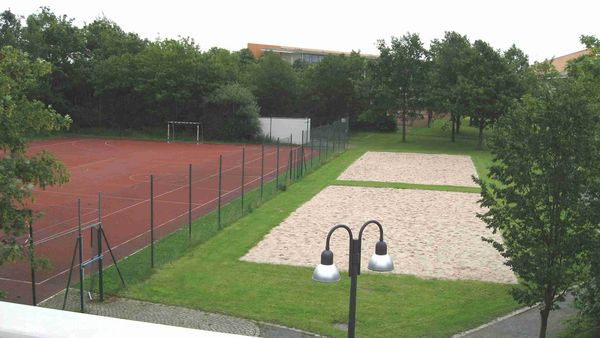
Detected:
[
  {"left": 40, "top": 290, "right": 321, "bottom": 338},
  {"left": 456, "top": 295, "right": 578, "bottom": 338}
]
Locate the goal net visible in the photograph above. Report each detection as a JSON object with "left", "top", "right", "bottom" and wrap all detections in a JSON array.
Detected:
[{"left": 167, "top": 121, "right": 203, "bottom": 144}]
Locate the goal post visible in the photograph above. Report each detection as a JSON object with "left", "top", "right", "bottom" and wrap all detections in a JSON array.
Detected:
[{"left": 167, "top": 121, "right": 203, "bottom": 144}]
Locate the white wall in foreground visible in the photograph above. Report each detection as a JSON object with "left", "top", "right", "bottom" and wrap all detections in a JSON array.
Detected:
[
  {"left": 258, "top": 117, "right": 310, "bottom": 144},
  {"left": 0, "top": 301, "right": 248, "bottom": 338}
]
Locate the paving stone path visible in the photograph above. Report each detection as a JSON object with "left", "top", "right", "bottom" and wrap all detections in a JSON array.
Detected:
[{"left": 40, "top": 290, "right": 320, "bottom": 338}]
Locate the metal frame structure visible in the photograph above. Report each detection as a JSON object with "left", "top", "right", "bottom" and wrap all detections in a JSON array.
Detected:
[{"left": 167, "top": 121, "right": 203, "bottom": 144}]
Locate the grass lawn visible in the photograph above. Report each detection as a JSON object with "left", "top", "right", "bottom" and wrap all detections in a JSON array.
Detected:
[{"left": 100, "top": 122, "right": 519, "bottom": 337}]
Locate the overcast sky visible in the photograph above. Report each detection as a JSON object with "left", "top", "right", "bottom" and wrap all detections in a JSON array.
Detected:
[{"left": 4, "top": 0, "right": 599, "bottom": 62}]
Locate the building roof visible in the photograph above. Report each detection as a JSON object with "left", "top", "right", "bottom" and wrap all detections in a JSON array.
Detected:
[
  {"left": 247, "top": 43, "right": 378, "bottom": 59},
  {"left": 551, "top": 48, "right": 592, "bottom": 73}
]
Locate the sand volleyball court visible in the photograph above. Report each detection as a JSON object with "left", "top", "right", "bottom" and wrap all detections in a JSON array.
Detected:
[
  {"left": 242, "top": 186, "right": 516, "bottom": 284},
  {"left": 337, "top": 152, "right": 479, "bottom": 187}
]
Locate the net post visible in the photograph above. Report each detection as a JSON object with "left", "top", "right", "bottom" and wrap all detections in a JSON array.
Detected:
[
  {"left": 276, "top": 138, "right": 280, "bottom": 190},
  {"left": 188, "top": 163, "right": 192, "bottom": 240},
  {"left": 77, "top": 199, "right": 84, "bottom": 313},
  {"left": 150, "top": 175, "right": 154, "bottom": 268},
  {"left": 260, "top": 142, "right": 264, "bottom": 199},
  {"left": 218, "top": 155, "right": 222, "bottom": 228},
  {"left": 241, "top": 147, "right": 245, "bottom": 214},
  {"left": 97, "top": 192, "right": 104, "bottom": 302},
  {"left": 167, "top": 122, "right": 170, "bottom": 143},
  {"left": 29, "top": 220, "right": 36, "bottom": 306},
  {"left": 196, "top": 125, "right": 200, "bottom": 144}
]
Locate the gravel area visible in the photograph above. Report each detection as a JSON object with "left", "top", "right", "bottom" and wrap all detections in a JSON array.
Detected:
[
  {"left": 337, "top": 151, "right": 479, "bottom": 187},
  {"left": 242, "top": 186, "right": 516, "bottom": 284}
]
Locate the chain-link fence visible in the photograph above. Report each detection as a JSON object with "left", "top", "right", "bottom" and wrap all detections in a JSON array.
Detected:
[{"left": 0, "top": 118, "right": 349, "bottom": 310}]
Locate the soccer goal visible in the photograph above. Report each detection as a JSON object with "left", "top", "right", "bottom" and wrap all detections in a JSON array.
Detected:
[{"left": 167, "top": 121, "right": 203, "bottom": 144}]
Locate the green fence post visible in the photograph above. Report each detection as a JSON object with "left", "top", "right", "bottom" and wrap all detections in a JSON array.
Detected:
[
  {"left": 260, "top": 142, "right": 264, "bottom": 199},
  {"left": 29, "top": 221, "right": 36, "bottom": 306},
  {"left": 77, "top": 199, "right": 84, "bottom": 313},
  {"left": 241, "top": 147, "right": 245, "bottom": 214},
  {"left": 97, "top": 192, "right": 103, "bottom": 302},
  {"left": 150, "top": 175, "right": 154, "bottom": 268},
  {"left": 218, "top": 155, "right": 222, "bottom": 228},
  {"left": 300, "top": 130, "right": 304, "bottom": 177},
  {"left": 310, "top": 137, "right": 313, "bottom": 170},
  {"left": 325, "top": 134, "right": 329, "bottom": 161},
  {"left": 188, "top": 163, "right": 192, "bottom": 240},
  {"left": 276, "top": 138, "right": 280, "bottom": 190}
]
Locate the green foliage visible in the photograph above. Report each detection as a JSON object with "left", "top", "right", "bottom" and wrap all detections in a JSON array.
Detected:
[
  {"left": 0, "top": 46, "right": 71, "bottom": 267},
  {"left": 375, "top": 33, "right": 429, "bottom": 141},
  {"left": 476, "top": 75, "right": 600, "bottom": 337},
  {"left": 0, "top": 10, "right": 22, "bottom": 48},
  {"left": 250, "top": 52, "right": 299, "bottom": 117},
  {"left": 301, "top": 53, "right": 367, "bottom": 126},
  {"left": 206, "top": 83, "right": 260, "bottom": 140}
]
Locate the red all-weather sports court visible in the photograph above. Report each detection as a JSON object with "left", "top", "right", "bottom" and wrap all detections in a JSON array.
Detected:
[{"left": 0, "top": 137, "right": 305, "bottom": 304}]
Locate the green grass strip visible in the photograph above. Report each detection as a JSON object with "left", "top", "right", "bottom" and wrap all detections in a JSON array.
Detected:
[{"left": 334, "top": 179, "right": 481, "bottom": 193}]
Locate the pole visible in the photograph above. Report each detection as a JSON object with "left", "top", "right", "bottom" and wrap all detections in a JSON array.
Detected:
[
  {"left": 29, "top": 221, "right": 36, "bottom": 306},
  {"left": 319, "top": 137, "right": 323, "bottom": 165},
  {"left": 97, "top": 192, "right": 104, "bottom": 302},
  {"left": 196, "top": 125, "right": 200, "bottom": 144},
  {"left": 310, "top": 138, "right": 314, "bottom": 169},
  {"left": 218, "top": 155, "right": 222, "bottom": 228},
  {"left": 188, "top": 163, "right": 192, "bottom": 240},
  {"left": 241, "top": 147, "right": 245, "bottom": 214},
  {"left": 301, "top": 130, "right": 304, "bottom": 177},
  {"left": 150, "top": 175, "right": 154, "bottom": 268},
  {"left": 167, "top": 122, "right": 170, "bottom": 143},
  {"left": 260, "top": 143, "right": 264, "bottom": 199},
  {"left": 275, "top": 139, "right": 280, "bottom": 189},
  {"left": 348, "top": 272, "right": 358, "bottom": 338},
  {"left": 77, "top": 199, "right": 84, "bottom": 313}
]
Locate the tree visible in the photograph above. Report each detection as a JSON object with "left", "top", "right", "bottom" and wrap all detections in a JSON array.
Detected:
[
  {"left": 0, "top": 10, "right": 22, "bottom": 48},
  {"left": 251, "top": 52, "right": 299, "bottom": 117},
  {"left": 206, "top": 83, "right": 260, "bottom": 140},
  {"left": 476, "top": 73, "right": 600, "bottom": 338},
  {"left": 301, "top": 52, "right": 366, "bottom": 126},
  {"left": 429, "top": 32, "right": 472, "bottom": 142},
  {"left": 565, "top": 34, "right": 600, "bottom": 333},
  {"left": 463, "top": 40, "right": 519, "bottom": 148},
  {"left": 0, "top": 46, "right": 71, "bottom": 283},
  {"left": 376, "top": 33, "right": 428, "bottom": 142}
]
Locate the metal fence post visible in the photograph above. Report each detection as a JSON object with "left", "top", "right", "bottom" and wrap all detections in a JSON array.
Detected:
[
  {"left": 310, "top": 138, "right": 314, "bottom": 169},
  {"left": 188, "top": 163, "right": 192, "bottom": 240},
  {"left": 300, "top": 130, "right": 304, "bottom": 177},
  {"left": 218, "top": 155, "right": 222, "bottom": 228},
  {"left": 29, "top": 221, "right": 36, "bottom": 306},
  {"left": 241, "top": 147, "right": 245, "bottom": 214},
  {"left": 260, "top": 143, "right": 264, "bottom": 199},
  {"left": 276, "top": 138, "right": 280, "bottom": 189},
  {"left": 97, "top": 192, "right": 103, "bottom": 302},
  {"left": 77, "top": 199, "right": 84, "bottom": 313},
  {"left": 150, "top": 175, "right": 154, "bottom": 268}
]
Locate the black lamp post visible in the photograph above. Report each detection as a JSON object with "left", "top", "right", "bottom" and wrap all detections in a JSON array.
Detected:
[{"left": 312, "top": 220, "right": 394, "bottom": 338}]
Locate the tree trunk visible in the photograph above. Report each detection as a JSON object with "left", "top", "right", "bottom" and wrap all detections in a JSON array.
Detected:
[
  {"left": 456, "top": 114, "right": 461, "bottom": 134},
  {"left": 402, "top": 110, "right": 406, "bottom": 142},
  {"left": 539, "top": 306, "right": 551, "bottom": 338},
  {"left": 478, "top": 118, "right": 485, "bottom": 148},
  {"left": 451, "top": 113, "right": 456, "bottom": 142},
  {"left": 427, "top": 111, "right": 432, "bottom": 128}
]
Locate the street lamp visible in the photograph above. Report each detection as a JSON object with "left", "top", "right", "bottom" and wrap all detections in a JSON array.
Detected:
[{"left": 312, "top": 220, "right": 394, "bottom": 338}]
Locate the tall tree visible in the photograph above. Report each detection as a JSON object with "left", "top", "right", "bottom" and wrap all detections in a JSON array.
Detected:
[
  {"left": 302, "top": 52, "right": 366, "bottom": 126},
  {"left": 476, "top": 72, "right": 600, "bottom": 338},
  {"left": 251, "top": 52, "right": 299, "bottom": 117},
  {"left": 0, "top": 46, "right": 71, "bottom": 281},
  {"left": 429, "top": 31, "right": 472, "bottom": 142},
  {"left": 376, "top": 33, "right": 428, "bottom": 142},
  {"left": 0, "top": 10, "right": 22, "bottom": 48}
]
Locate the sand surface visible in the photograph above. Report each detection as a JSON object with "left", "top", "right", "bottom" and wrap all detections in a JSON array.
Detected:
[
  {"left": 241, "top": 186, "right": 516, "bottom": 284},
  {"left": 337, "top": 152, "right": 479, "bottom": 187}
]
